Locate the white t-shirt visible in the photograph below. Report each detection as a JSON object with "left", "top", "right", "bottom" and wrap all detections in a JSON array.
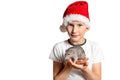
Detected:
[{"left": 49, "top": 39, "right": 104, "bottom": 80}]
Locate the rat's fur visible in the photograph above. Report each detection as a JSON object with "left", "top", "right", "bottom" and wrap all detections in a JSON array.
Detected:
[{"left": 65, "top": 46, "right": 86, "bottom": 63}]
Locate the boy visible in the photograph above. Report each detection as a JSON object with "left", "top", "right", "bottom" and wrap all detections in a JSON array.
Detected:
[{"left": 49, "top": 1, "right": 104, "bottom": 80}]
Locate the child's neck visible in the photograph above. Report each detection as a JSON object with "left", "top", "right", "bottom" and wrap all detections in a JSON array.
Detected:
[{"left": 68, "top": 38, "right": 86, "bottom": 46}]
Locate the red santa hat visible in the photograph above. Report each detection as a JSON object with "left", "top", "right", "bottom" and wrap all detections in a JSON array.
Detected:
[{"left": 60, "top": 1, "right": 90, "bottom": 32}]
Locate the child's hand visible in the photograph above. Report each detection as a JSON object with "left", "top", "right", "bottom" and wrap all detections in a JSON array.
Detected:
[{"left": 68, "top": 57, "right": 89, "bottom": 70}]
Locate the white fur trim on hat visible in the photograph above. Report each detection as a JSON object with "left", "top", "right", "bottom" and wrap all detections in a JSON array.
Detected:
[{"left": 60, "top": 14, "right": 90, "bottom": 32}]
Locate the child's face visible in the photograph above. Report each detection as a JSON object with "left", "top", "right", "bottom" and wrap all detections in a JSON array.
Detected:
[{"left": 66, "top": 21, "right": 88, "bottom": 43}]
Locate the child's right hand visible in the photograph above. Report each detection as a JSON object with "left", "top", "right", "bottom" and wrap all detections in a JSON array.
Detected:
[
  {"left": 68, "top": 57, "right": 89, "bottom": 70},
  {"left": 76, "top": 57, "right": 88, "bottom": 66}
]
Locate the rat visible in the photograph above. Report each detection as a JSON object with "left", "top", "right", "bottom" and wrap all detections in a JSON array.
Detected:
[{"left": 64, "top": 46, "right": 86, "bottom": 63}]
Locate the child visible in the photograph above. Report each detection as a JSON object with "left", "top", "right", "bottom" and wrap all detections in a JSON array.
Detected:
[{"left": 49, "top": 1, "right": 104, "bottom": 80}]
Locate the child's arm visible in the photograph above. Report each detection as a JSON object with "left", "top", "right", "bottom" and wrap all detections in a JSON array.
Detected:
[
  {"left": 82, "top": 63, "right": 102, "bottom": 80},
  {"left": 53, "top": 61, "right": 72, "bottom": 80},
  {"left": 53, "top": 61, "right": 64, "bottom": 79},
  {"left": 69, "top": 58, "right": 102, "bottom": 80}
]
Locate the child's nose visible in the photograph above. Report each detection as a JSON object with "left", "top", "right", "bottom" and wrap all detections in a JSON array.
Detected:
[{"left": 72, "top": 26, "right": 77, "bottom": 33}]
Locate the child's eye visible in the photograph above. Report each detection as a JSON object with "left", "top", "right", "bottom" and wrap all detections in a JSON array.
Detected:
[
  {"left": 78, "top": 24, "right": 82, "bottom": 26},
  {"left": 68, "top": 23, "right": 74, "bottom": 26}
]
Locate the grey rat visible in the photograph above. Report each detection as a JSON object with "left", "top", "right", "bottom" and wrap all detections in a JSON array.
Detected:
[{"left": 64, "top": 46, "right": 86, "bottom": 63}]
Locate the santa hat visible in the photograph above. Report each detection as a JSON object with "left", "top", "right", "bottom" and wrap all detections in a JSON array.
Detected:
[{"left": 60, "top": 1, "right": 90, "bottom": 32}]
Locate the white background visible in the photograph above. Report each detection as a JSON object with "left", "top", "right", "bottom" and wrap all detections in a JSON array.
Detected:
[{"left": 0, "top": 0, "right": 120, "bottom": 80}]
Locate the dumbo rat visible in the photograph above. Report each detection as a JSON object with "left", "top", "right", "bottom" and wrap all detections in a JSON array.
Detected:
[{"left": 65, "top": 46, "right": 86, "bottom": 63}]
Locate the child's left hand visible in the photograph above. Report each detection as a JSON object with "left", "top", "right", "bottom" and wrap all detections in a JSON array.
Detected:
[{"left": 68, "top": 57, "right": 89, "bottom": 70}]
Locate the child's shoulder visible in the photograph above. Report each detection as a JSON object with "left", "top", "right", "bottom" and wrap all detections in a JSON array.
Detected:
[
  {"left": 86, "top": 39, "right": 100, "bottom": 47},
  {"left": 53, "top": 40, "right": 69, "bottom": 47}
]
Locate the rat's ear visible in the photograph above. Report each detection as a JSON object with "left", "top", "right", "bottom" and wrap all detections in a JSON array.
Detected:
[{"left": 65, "top": 49, "right": 68, "bottom": 52}]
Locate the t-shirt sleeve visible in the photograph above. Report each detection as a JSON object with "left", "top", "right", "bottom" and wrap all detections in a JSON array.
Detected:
[
  {"left": 49, "top": 43, "right": 63, "bottom": 63},
  {"left": 91, "top": 43, "right": 104, "bottom": 63}
]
